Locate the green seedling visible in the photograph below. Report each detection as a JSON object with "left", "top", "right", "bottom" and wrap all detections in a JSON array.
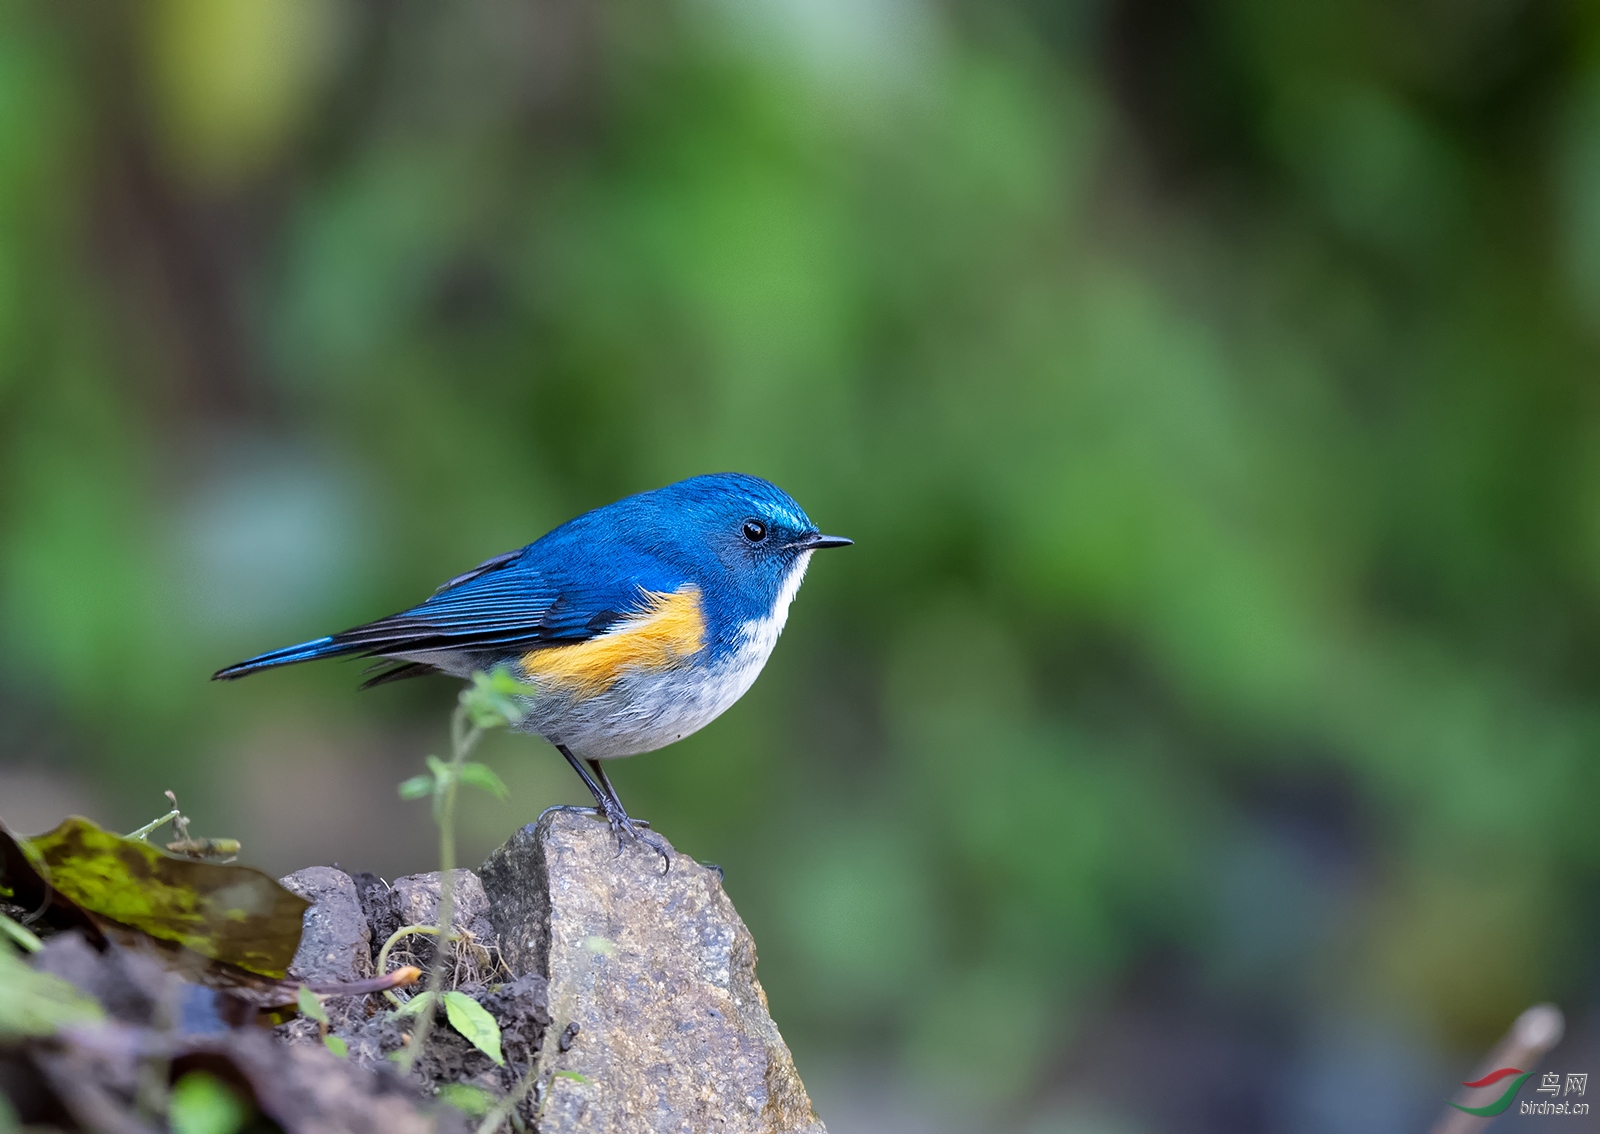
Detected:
[
  {"left": 394, "top": 990, "right": 435, "bottom": 1017},
  {"left": 392, "top": 667, "right": 531, "bottom": 1076},
  {"left": 296, "top": 984, "right": 346, "bottom": 1058},
  {"left": 0, "top": 945, "right": 104, "bottom": 1038},
  {"left": 390, "top": 990, "right": 505, "bottom": 1065},
  {"left": 0, "top": 911, "right": 41, "bottom": 954},
  {"left": 444, "top": 991, "right": 505, "bottom": 1065},
  {"left": 296, "top": 984, "right": 328, "bottom": 1025},
  {"left": 168, "top": 1071, "right": 248, "bottom": 1134},
  {"left": 438, "top": 1083, "right": 496, "bottom": 1116}
]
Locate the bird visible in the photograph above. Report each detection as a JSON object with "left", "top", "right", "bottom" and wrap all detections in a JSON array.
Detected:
[{"left": 213, "top": 473, "right": 851, "bottom": 852}]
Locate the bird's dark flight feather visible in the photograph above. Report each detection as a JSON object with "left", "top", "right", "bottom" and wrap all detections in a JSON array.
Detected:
[
  {"left": 435, "top": 548, "right": 522, "bottom": 593},
  {"left": 358, "top": 661, "right": 436, "bottom": 689},
  {"left": 212, "top": 542, "right": 675, "bottom": 682}
]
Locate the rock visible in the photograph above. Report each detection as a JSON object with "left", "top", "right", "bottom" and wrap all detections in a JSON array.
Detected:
[
  {"left": 479, "top": 972, "right": 552, "bottom": 1064},
  {"left": 384, "top": 869, "right": 498, "bottom": 978},
  {"left": 348, "top": 870, "right": 394, "bottom": 966},
  {"left": 277, "top": 866, "right": 376, "bottom": 1037},
  {"left": 480, "top": 808, "right": 826, "bottom": 1134},
  {"left": 389, "top": 870, "right": 494, "bottom": 939},
  {"left": 478, "top": 824, "right": 548, "bottom": 979},
  {"left": 279, "top": 867, "right": 373, "bottom": 985}
]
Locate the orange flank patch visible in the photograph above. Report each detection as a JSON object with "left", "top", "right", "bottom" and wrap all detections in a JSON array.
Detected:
[{"left": 519, "top": 584, "right": 706, "bottom": 696}]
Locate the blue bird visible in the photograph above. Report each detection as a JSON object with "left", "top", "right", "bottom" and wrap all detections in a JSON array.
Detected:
[{"left": 214, "top": 473, "right": 850, "bottom": 849}]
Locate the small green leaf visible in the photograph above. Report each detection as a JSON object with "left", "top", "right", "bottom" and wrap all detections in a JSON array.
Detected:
[
  {"left": 394, "top": 990, "right": 436, "bottom": 1017},
  {"left": 554, "top": 1070, "right": 590, "bottom": 1084},
  {"left": 296, "top": 984, "right": 328, "bottom": 1025},
  {"left": 168, "top": 1071, "right": 247, "bottom": 1134},
  {"left": 457, "top": 762, "right": 509, "bottom": 801},
  {"left": 0, "top": 911, "right": 41, "bottom": 953},
  {"left": 436, "top": 1083, "right": 495, "bottom": 1116},
  {"left": 460, "top": 669, "right": 534, "bottom": 728},
  {"left": 0, "top": 946, "right": 104, "bottom": 1037},
  {"left": 423, "top": 757, "right": 453, "bottom": 820},
  {"left": 443, "top": 990, "right": 504, "bottom": 1065},
  {"left": 487, "top": 668, "right": 534, "bottom": 696},
  {"left": 398, "top": 775, "right": 434, "bottom": 801},
  {"left": 323, "top": 1033, "right": 348, "bottom": 1058}
]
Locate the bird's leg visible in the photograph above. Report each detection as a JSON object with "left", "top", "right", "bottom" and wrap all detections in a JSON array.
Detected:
[
  {"left": 584, "top": 758, "right": 647, "bottom": 827},
  {"left": 587, "top": 757, "right": 670, "bottom": 871},
  {"left": 556, "top": 745, "right": 669, "bottom": 871},
  {"left": 555, "top": 744, "right": 628, "bottom": 829}
]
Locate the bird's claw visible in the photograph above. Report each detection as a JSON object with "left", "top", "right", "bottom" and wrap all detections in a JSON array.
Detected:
[{"left": 593, "top": 804, "right": 671, "bottom": 875}]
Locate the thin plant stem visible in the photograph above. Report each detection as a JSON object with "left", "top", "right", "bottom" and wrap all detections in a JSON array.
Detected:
[
  {"left": 375, "top": 925, "right": 443, "bottom": 1007},
  {"left": 125, "top": 810, "right": 179, "bottom": 841},
  {"left": 396, "top": 703, "right": 483, "bottom": 1074},
  {"left": 0, "top": 910, "right": 42, "bottom": 953}
]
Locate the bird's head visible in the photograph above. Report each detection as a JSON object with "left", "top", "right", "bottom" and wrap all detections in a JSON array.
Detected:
[{"left": 650, "top": 473, "right": 851, "bottom": 616}]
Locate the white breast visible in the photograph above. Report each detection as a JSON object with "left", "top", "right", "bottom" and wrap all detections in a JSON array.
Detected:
[{"left": 520, "top": 551, "right": 813, "bottom": 760}]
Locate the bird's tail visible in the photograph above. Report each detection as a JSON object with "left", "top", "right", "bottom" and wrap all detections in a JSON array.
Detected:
[{"left": 212, "top": 636, "right": 356, "bottom": 680}]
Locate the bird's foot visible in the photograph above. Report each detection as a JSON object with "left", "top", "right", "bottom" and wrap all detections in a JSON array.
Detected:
[{"left": 592, "top": 800, "right": 670, "bottom": 874}]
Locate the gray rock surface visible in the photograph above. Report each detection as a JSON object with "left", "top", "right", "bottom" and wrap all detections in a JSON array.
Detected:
[
  {"left": 383, "top": 869, "right": 498, "bottom": 977},
  {"left": 481, "top": 807, "right": 826, "bottom": 1134},
  {"left": 279, "top": 866, "right": 373, "bottom": 984},
  {"left": 348, "top": 870, "right": 394, "bottom": 966}
]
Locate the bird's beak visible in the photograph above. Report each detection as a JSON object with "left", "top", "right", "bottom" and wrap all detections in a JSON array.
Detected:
[{"left": 793, "top": 532, "right": 853, "bottom": 550}]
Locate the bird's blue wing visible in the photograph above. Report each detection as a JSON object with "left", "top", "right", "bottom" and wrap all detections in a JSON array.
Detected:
[{"left": 212, "top": 542, "right": 679, "bottom": 681}]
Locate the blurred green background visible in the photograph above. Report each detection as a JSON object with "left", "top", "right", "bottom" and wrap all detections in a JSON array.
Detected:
[{"left": 2, "top": 1, "right": 1599, "bottom": 1130}]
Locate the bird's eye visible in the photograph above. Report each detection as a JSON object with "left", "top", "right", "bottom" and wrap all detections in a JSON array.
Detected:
[{"left": 742, "top": 519, "right": 767, "bottom": 543}]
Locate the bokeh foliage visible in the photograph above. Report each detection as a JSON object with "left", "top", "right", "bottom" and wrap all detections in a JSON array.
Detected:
[{"left": 2, "top": 0, "right": 1600, "bottom": 1128}]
